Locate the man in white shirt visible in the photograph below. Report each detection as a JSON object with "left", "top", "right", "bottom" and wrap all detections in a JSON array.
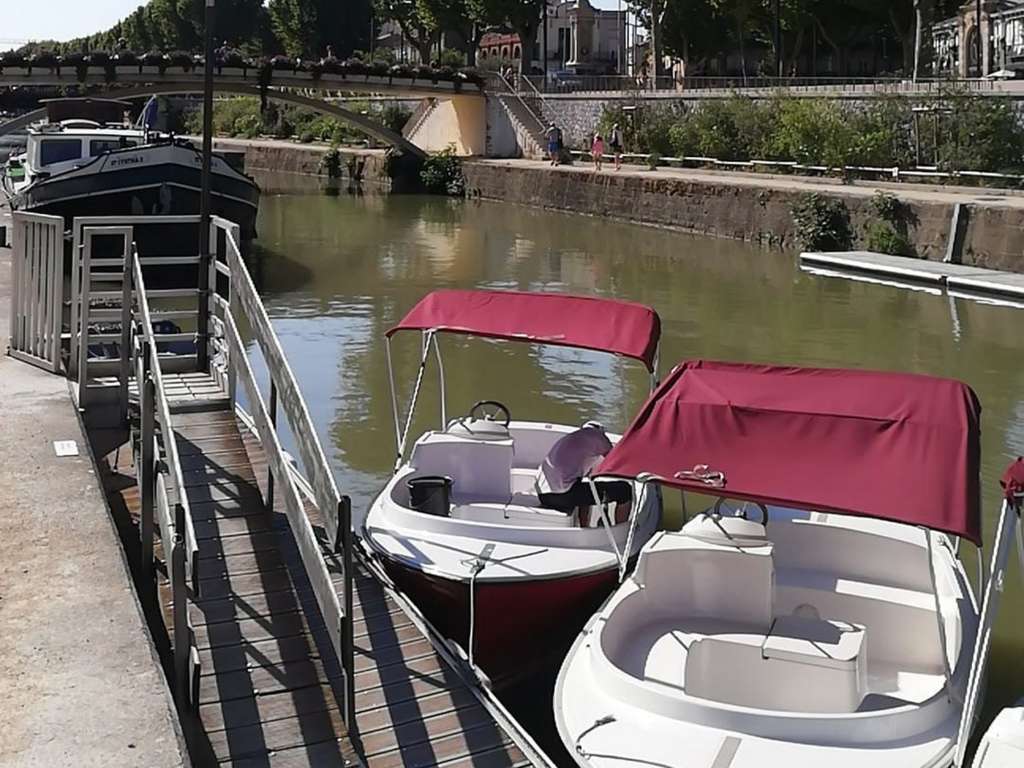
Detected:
[{"left": 536, "top": 422, "right": 631, "bottom": 513}]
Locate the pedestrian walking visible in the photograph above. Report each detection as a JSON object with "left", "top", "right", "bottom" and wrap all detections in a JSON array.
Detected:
[
  {"left": 609, "top": 123, "right": 624, "bottom": 170},
  {"left": 545, "top": 122, "right": 563, "bottom": 166},
  {"left": 591, "top": 133, "right": 605, "bottom": 171}
]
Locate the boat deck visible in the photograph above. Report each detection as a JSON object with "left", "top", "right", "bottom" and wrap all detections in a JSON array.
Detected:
[{"left": 93, "top": 405, "right": 535, "bottom": 768}]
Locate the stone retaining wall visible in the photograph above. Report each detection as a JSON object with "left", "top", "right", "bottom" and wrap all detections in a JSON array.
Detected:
[{"left": 462, "top": 161, "right": 1024, "bottom": 271}]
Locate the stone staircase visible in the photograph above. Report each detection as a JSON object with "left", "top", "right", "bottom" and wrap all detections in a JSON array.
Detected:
[
  {"left": 494, "top": 93, "right": 547, "bottom": 159},
  {"left": 402, "top": 97, "right": 439, "bottom": 142}
]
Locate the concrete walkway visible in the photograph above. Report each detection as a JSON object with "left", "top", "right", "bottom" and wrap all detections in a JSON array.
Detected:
[
  {"left": 0, "top": 245, "right": 186, "bottom": 767},
  {"left": 477, "top": 158, "right": 1024, "bottom": 209}
]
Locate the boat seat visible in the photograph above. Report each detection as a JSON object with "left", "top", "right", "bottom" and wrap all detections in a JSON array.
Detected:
[
  {"left": 637, "top": 525, "right": 775, "bottom": 630},
  {"left": 450, "top": 502, "right": 575, "bottom": 528}
]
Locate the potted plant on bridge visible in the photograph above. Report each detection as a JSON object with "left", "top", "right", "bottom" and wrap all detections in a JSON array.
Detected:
[
  {"left": 28, "top": 51, "right": 59, "bottom": 76},
  {"left": 140, "top": 51, "right": 167, "bottom": 76},
  {"left": 86, "top": 52, "right": 115, "bottom": 81},
  {"left": 0, "top": 53, "right": 29, "bottom": 77},
  {"left": 113, "top": 51, "right": 138, "bottom": 76},
  {"left": 166, "top": 51, "right": 195, "bottom": 73},
  {"left": 218, "top": 51, "right": 249, "bottom": 79}
]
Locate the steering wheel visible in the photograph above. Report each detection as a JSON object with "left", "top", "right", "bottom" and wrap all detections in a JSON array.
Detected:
[
  {"left": 468, "top": 400, "right": 511, "bottom": 427},
  {"left": 714, "top": 497, "right": 769, "bottom": 527}
]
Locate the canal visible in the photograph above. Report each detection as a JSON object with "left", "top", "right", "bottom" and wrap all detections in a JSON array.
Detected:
[{"left": 249, "top": 173, "right": 1024, "bottom": 757}]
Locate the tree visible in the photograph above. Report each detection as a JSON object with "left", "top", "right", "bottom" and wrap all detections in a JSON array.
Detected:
[
  {"left": 373, "top": 0, "right": 439, "bottom": 64},
  {"left": 269, "top": 0, "right": 370, "bottom": 58}
]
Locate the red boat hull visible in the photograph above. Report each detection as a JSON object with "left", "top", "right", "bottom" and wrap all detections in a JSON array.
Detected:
[{"left": 378, "top": 556, "right": 618, "bottom": 689}]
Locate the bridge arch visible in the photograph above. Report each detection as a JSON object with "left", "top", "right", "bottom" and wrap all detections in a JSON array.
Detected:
[{"left": 0, "top": 82, "right": 426, "bottom": 157}]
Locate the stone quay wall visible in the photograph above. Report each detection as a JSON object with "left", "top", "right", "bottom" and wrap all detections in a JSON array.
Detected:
[{"left": 462, "top": 161, "right": 1024, "bottom": 271}]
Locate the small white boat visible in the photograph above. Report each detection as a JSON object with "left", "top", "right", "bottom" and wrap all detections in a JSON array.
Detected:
[
  {"left": 556, "top": 360, "right": 1024, "bottom": 768},
  {"left": 362, "top": 288, "right": 664, "bottom": 687}
]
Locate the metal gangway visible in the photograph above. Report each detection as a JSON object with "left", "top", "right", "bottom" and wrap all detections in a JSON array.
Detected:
[{"left": 7, "top": 210, "right": 552, "bottom": 768}]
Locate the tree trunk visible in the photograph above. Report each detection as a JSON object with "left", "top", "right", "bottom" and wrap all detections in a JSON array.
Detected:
[
  {"left": 515, "top": 22, "right": 540, "bottom": 75},
  {"left": 788, "top": 25, "right": 805, "bottom": 75}
]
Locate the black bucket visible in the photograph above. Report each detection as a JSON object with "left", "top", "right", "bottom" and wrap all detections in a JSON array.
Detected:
[{"left": 407, "top": 476, "right": 452, "bottom": 517}]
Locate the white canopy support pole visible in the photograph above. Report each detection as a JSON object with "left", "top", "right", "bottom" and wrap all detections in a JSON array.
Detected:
[
  {"left": 394, "top": 330, "right": 433, "bottom": 471},
  {"left": 953, "top": 498, "right": 1021, "bottom": 767},
  {"left": 618, "top": 475, "right": 654, "bottom": 583},
  {"left": 432, "top": 332, "right": 446, "bottom": 429},
  {"left": 385, "top": 337, "right": 402, "bottom": 464},
  {"left": 924, "top": 528, "right": 958, "bottom": 705},
  {"left": 586, "top": 478, "right": 625, "bottom": 569}
]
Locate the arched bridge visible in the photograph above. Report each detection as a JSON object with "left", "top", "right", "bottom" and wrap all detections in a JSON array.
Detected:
[{"left": 0, "top": 68, "right": 486, "bottom": 155}]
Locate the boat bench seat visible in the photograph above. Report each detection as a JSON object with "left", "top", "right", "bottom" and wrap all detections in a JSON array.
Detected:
[{"left": 450, "top": 502, "right": 575, "bottom": 528}]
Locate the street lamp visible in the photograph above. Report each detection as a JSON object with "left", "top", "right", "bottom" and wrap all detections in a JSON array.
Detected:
[{"left": 198, "top": 0, "right": 215, "bottom": 371}]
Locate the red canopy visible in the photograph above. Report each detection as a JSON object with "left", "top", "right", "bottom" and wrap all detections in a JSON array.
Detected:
[
  {"left": 387, "top": 289, "right": 661, "bottom": 372},
  {"left": 598, "top": 360, "right": 983, "bottom": 543}
]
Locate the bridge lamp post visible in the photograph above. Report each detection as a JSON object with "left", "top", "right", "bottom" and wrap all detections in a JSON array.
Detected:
[{"left": 198, "top": 0, "right": 216, "bottom": 372}]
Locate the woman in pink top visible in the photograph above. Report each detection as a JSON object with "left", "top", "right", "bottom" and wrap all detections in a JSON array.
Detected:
[{"left": 591, "top": 133, "right": 605, "bottom": 171}]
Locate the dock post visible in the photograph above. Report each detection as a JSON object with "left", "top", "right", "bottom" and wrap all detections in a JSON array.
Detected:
[
  {"left": 944, "top": 203, "right": 968, "bottom": 264},
  {"left": 338, "top": 495, "right": 355, "bottom": 732},
  {"left": 140, "top": 353, "right": 155, "bottom": 587}
]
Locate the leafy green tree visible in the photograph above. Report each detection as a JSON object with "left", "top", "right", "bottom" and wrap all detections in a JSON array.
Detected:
[
  {"left": 269, "top": 0, "right": 371, "bottom": 58},
  {"left": 373, "top": 0, "right": 439, "bottom": 63}
]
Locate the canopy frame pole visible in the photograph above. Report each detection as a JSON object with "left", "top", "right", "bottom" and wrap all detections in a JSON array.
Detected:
[
  {"left": 385, "top": 337, "right": 402, "bottom": 465},
  {"left": 649, "top": 344, "right": 661, "bottom": 393},
  {"left": 394, "top": 330, "right": 434, "bottom": 471},
  {"left": 923, "top": 528, "right": 957, "bottom": 705},
  {"left": 953, "top": 496, "right": 1021, "bottom": 767},
  {"left": 618, "top": 475, "right": 654, "bottom": 582},
  {"left": 432, "top": 332, "right": 446, "bottom": 430},
  {"left": 586, "top": 478, "right": 625, "bottom": 569}
]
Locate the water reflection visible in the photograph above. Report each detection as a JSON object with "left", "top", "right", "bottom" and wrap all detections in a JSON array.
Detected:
[{"left": 250, "top": 173, "right": 1024, "bottom": 739}]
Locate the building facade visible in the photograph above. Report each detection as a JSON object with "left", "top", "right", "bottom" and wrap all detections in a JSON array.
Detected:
[
  {"left": 478, "top": 0, "right": 627, "bottom": 74},
  {"left": 932, "top": 0, "right": 1024, "bottom": 76}
]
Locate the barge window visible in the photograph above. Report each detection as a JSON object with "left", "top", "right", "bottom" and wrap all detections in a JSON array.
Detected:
[
  {"left": 39, "top": 139, "right": 82, "bottom": 166},
  {"left": 90, "top": 138, "right": 136, "bottom": 156}
]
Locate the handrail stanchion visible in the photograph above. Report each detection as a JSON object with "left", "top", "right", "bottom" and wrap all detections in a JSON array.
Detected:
[
  {"left": 267, "top": 381, "right": 278, "bottom": 513},
  {"left": 139, "top": 342, "right": 156, "bottom": 588},
  {"left": 119, "top": 232, "right": 134, "bottom": 423}
]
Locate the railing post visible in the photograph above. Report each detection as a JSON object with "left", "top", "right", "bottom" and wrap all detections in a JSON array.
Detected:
[
  {"left": 140, "top": 348, "right": 155, "bottom": 588},
  {"left": 267, "top": 381, "right": 277, "bottom": 512},
  {"left": 76, "top": 232, "right": 92, "bottom": 407},
  {"left": 119, "top": 238, "right": 133, "bottom": 424},
  {"left": 338, "top": 495, "right": 355, "bottom": 731},
  {"left": 171, "top": 511, "right": 190, "bottom": 709},
  {"left": 205, "top": 218, "right": 219, "bottom": 376}
]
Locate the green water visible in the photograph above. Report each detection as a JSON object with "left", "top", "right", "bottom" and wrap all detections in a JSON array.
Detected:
[{"left": 250, "top": 174, "right": 1024, "bottom": 753}]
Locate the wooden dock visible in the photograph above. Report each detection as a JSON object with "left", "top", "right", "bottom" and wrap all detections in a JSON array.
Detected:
[
  {"left": 800, "top": 251, "right": 1024, "bottom": 301},
  {"left": 5, "top": 210, "right": 551, "bottom": 768},
  {"left": 94, "top": 406, "right": 535, "bottom": 767}
]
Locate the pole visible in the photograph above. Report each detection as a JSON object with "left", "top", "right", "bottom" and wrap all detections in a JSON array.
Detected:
[
  {"left": 197, "top": 0, "right": 215, "bottom": 373},
  {"left": 543, "top": 1, "right": 549, "bottom": 88},
  {"left": 649, "top": 0, "right": 656, "bottom": 91},
  {"left": 774, "top": 0, "right": 782, "bottom": 77},
  {"left": 618, "top": 0, "right": 623, "bottom": 76}
]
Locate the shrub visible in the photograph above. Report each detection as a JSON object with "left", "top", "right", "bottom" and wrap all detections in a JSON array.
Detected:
[
  {"left": 320, "top": 146, "right": 344, "bottom": 179},
  {"left": 865, "top": 221, "right": 913, "bottom": 256},
  {"left": 791, "top": 193, "right": 852, "bottom": 251},
  {"left": 421, "top": 147, "right": 465, "bottom": 195},
  {"left": 380, "top": 104, "right": 413, "bottom": 134},
  {"left": 864, "top": 191, "right": 913, "bottom": 256},
  {"left": 437, "top": 48, "right": 466, "bottom": 68}
]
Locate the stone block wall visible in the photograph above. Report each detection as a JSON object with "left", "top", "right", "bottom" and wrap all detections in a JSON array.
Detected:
[{"left": 462, "top": 161, "right": 1024, "bottom": 269}]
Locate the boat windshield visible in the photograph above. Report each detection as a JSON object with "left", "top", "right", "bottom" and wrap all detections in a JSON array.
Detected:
[{"left": 39, "top": 138, "right": 82, "bottom": 167}]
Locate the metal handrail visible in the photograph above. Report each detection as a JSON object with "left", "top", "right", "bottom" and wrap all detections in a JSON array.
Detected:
[
  {"left": 212, "top": 216, "right": 355, "bottom": 728},
  {"left": 131, "top": 245, "right": 198, "bottom": 588}
]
